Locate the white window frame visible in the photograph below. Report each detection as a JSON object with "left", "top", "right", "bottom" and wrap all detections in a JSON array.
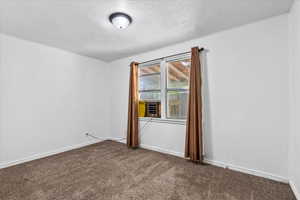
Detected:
[{"left": 138, "top": 53, "right": 190, "bottom": 125}]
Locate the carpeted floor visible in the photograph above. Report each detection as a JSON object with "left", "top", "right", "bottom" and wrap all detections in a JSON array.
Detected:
[{"left": 0, "top": 140, "right": 296, "bottom": 200}]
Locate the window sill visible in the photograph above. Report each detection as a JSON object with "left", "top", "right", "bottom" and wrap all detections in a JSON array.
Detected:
[{"left": 139, "top": 117, "right": 186, "bottom": 125}]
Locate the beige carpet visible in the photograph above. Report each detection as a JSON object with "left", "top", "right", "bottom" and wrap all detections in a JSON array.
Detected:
[{"left": 0, "top": 140, "right": 296, "bottom": 200}]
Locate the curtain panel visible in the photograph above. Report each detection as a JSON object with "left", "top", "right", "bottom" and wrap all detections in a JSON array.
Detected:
[
  {"left": 185, "top": 47, "right": 204, "bottom": 163},
  {"left": 127, "top": 62, "right": 139, "bottom": 148}
]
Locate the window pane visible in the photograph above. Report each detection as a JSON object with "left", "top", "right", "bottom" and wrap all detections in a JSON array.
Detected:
[
  {"left": 139, "top": 91, "right": 161, "bottom": 101},
  {"left": 139, "top": 74, "right": 161, "bottom": 90},
  {"left": 167, "top": 91, "right": 188, "bottom": 119},
  {"left": 139, "top": 64, "right": 160, "bottom": 76},
  {"left": 167, "top": 59, "right": 190, "bottom": 89}
]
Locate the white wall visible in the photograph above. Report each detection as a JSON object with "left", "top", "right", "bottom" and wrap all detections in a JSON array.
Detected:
[
  {"left": 289, "top": 0, "right": 300, "bottom": 197},
  {"left": 0, "top": 34, "right": 109, "bottom": 166},
  {"left": 109, "top": 15, "right": 290, "bottom": 180}
]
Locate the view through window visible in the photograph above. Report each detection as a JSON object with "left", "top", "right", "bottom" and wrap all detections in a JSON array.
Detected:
[
  {"left": 166, "top": 59, "right": 190, "bottom": 119},
  {"left": 138, "top": 57, "right": 191, "bottom": 120},
  {"left": 139, "top": 64, "right": 161, "bottom": 101}
]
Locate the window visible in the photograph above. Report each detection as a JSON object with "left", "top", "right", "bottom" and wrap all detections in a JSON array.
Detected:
[
  {"left": 139, "top": 63, "right": 161, "bottom": 101},
  {"left": 166, "top": 59, "right": 190, "bottom": 119},
  {"left": 138, "top": 56, "right": 191, "bottom": 120}
]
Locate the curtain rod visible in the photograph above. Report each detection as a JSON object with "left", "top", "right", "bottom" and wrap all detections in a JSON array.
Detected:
[{"left": 138, "top": 47, "right": 204, "bottom": 65}]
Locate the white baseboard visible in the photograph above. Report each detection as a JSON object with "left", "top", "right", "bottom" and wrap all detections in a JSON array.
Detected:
[
  {"left": 290, "top": 181, "right": 300, "bottom": 200},
  {"left": 111, "top": 138, "right": 289, "bottom": 184},
  {"left": 107, "top": 137, "right": 126, "bottom": 143},
  {"left": 203, "top": 159, "right": 289, "bottom": 183},
  {"left": 0, "top": 139, "right": 104, "bottom": 169},
  {"left": 140, "top": 143, "right": 185, "bottom": 158},
  {"left": 111, "top": 138, "right": 184, "bottom": 157}
]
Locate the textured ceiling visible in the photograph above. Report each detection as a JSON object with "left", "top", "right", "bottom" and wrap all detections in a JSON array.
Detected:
[{"left": 0, "top": 0, "right": 293, "bottom": 61}]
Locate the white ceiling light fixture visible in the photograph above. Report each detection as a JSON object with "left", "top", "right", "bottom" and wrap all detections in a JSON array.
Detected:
[{"left": 109, "top": 12, "right": 132, "bottom": 29}]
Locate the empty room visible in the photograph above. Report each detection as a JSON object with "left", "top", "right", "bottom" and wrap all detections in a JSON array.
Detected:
[{"left": 0, "top": 0, "right": 299, "bottom": 199}]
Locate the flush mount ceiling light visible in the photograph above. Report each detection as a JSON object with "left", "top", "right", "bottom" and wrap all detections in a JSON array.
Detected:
[{"left": 109, "top": 12, "right": 132, "bottom": 29}]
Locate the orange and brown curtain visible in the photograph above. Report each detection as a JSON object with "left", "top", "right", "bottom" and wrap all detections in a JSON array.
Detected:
[
  {"left": 185, "top": 47, "right": 204, "bottom": 163},
  {"left": 127, "top": 62, "right": 139, "bottom": 148}
]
